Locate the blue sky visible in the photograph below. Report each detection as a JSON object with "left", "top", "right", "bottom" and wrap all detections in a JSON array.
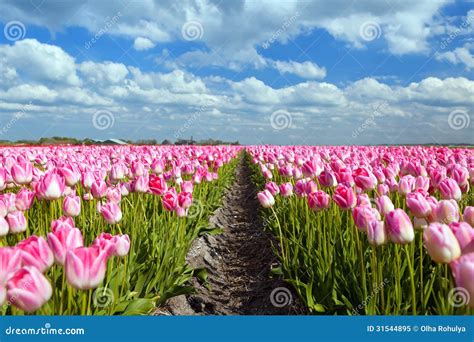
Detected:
[{"left": 0, "top": 0, "right": 472, "bottom": 145}]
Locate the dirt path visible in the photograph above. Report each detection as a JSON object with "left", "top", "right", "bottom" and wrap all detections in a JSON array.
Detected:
[{"left": 165, "top": 153, "right": 303, "bottom": 315}]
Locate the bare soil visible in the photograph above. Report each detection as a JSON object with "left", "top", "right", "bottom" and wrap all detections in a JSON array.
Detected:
[{"left": 164, "top": 154, "right": 305, "bottom": 315}]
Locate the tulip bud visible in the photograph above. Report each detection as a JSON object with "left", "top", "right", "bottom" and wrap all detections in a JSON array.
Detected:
[
  {"left": 463, "top": 207, "right": 474, "bottom": 226},
  {"left": 406, "top": 191, "right": 431, "bottom": 218},
  {"left": 98, "top": 201, "right": 122, "bottom": 224},
  {"left": 449, "top": 222, "right": 474, "bottom": 255},
  {"left": 257, "top": 190, "right": 275, "bottom": 208},
  {"left": 435, "top": 200, "right": 460, "bottom": 224},
  {"left": 17, "top": 236, "right": 54, "bottom": 273},
  {"left": 367, "top": 220, "right": 388, "bottom": 246},
  {"left": 0, "top": 247, "right": 22, "bottom": 283},
  {"left": 265, "top": 182, "right": 280, "bottom": 196},
  {"left": 375, "top": 195, "right": 394, "bottom": 216},
  {"left": 439, "top": 178, "right": 462, "bottom": 201},
  {"left": 65, "top": 246, "right": 109, "bottom": 290},
  {"left": 308, "top": 190, "right": 330, "bottom": 211},
  {"left": 62, "top": 195, "right": 81, "bottom": 217},
  {"left": 279, "top": 183, "right": 293, "bottom": 197},
  {"left": 6, "top": 211, "right": 27, "bottom": 234},
  {"left": 424, "top": 223, "right": 461, "bottom": 263},
  {"left": 385, "top": 209, "right": 414, "bottom": 244},
  {"left": 47, "top": 226, "right": 83, "bottom": 265},
  {"left": 6, "top": 267, "right": 52, "bottom": 312},
  {"left": 352, "top": 206, "right": 380, "bottom": 231},
  {"left": 332, "top": 185, "right": 357, "bottom": 210}
]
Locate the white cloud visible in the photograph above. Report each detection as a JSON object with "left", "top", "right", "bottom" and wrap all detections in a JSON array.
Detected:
[
  {"left": 436, "top": 43, "right": 474, "bottom": 70},
  {"left": 0, "top": 0, "right": 453, "bottom": 72},
  {"left": 133, "top": 37, "right": 156, "bottom": 51},
  {"left": 0, "top": 39, "right": 80, "bottom": 86},
  {"left": 272, "top": 60, "right": 326, "bottom": 79},
  {"left": 78, "top": 61, "right": 129, "bottom": 84}
]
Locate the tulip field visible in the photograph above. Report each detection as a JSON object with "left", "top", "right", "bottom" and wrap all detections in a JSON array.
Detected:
[
  {"left": 251, "top": 145, "right": 473, "bottom": 315},
  {"left": 0, "top": 145, "right": 240, "bottom": 314},
  {"left": 0, "top": 144, "right": 473, "bottom": 316}
]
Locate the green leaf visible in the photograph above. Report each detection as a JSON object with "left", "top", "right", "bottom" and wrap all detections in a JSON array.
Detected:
[{"left": 123, "top": 298, "right": 156, "bottom": 315}]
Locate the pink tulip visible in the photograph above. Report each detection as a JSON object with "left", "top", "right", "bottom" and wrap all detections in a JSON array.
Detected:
[
  {"left": 14, "top": 188, "right": 35, "bottom": 211},
  {"left": 0, "top": 247, "right": 22, "bottom": 283},
  {"left": 463, "top": 207, "right": 474, "bottom": 226},
  {"left": 450, "top": 253, "right": 474, "bottom": 308},
  {"left": 91, "top": 180, "right": 107, "bottom": 199},
  {"left": 279, "top": 183, "right": 293, "bottom": 197},
  {"left": 352, "top": 206, "right": 380, "bottom": 231},
  {"left": 385, "top": 209, "right": 414, "bottom": 244},
  {"left": 356, "top": 194, "right": 371, "bottom": 207},
  {"left": 451, "top": 166, "right": 469, "bottom": 187},
  {"left": 51, "top": 216, "right": 75, "bottom": 231},
  {"left": 353, "top": 167, "right": 377, "bottom": 191},
  {"left": 162, "top": 189, "right": 178, "bottom": 211},
  {"left": 112, "top": 234, "right": 130, "bottom": 257},
  {"left": 133, "top": 175, "right": 149, "bottom": 193},
  {"left": 178, "top": 192, "right": 193, "bottom": 210},
  {"left": 302, "top": 159, "right": 323, "bottom": 178},
  {"left": 109, "top": 164, "right": 126, "bottom": 182},
  {"left": 375, "top": 195, "right": 394, "bottom": 216},
  {"left": 308, "top": 190, "right": 330, "bottom": 211},
  {"left": 17, "top": 236, "right": 54, "bottom": 273},
  {"left": 98, "top": 201, "right": 122, "bottom": 224},
  {"left": 181, "top": 181, "right": 194, "bottom": 193},
  {"left": 11, "top": 162, "right": 33, "bottom": 185},
  {"left": 62, "top": 194, "right": 81, "bottom": 217},
  {"left": 398, "top": 175, "right": 414, "bottom": 195},
  {"left": 65, "top": 246, "right": 109, "bottom": 290},
  {"left": 257, "top": 190, "right": 275, "bottom": 208},
  {"left": 59, "top": 165, "right": 81, "bottom": 187},
  {"left": 81, "top": 171, "right": 94, "bottom": 189},
  {"left": 47, "top": 226, "right": 83, "bottom": 265},
  {"left": 424, "top": 223, "right": 461, "bottom": 263},
  {"left": 6, "top": 267, "right": 52, "bottom": 312},
  {"left": 318, "top": 170, "right": 337, "bottom": 187},
  {"left": 376, "top": 183, "right": 389, "bottom": 196},
  {"left": 435, "top": 200, "right": 460, "bottom": 224},
  {"left": 439, "top": 178, "right": 462, "bottom": 201},
  {"left": 449, "top": 222, "right": 474, "bottom": 254},
  {"left": 149, "top": 175, "right": 168, "bottom": 195},
  {"left": 0, "top": 216, "right": 8, "bottom": 236},
  {"left": 0, "top": 167, "right": 6, "bottom": 191},
  {"left": 332, "top": 185, "right": 356, "bottom": 210},
  {"left": 37, "top": 172, "right": 65, "bottom": 200},
  {"left": 406, "top": 191, "right": 431, "bottom": 218},
  {"left": 265, "top": 182, "right": 280, "bottom": 196},
  {"left": 367, "top": 220, "right": 388, "bottom": 246},
  {"left": 106, "top": 187, "right": 122, "bottom": 203},
  {"left": 414, "top": 176, "right": 430, "bottom": 192},
  {"left": 6, "top": 211, "right": 27, "bottom": 234}
]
